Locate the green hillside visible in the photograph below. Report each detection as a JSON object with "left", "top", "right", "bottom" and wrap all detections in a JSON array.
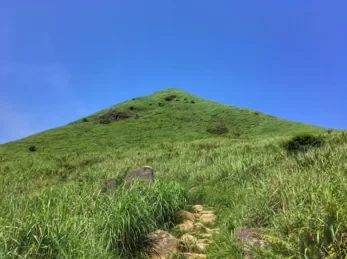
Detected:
[
  {"left": 1, "top": 88, "right": 346, "bottom": 258},
  {"left": 0, "top": 88, "right": 323, "bottom": 158}
]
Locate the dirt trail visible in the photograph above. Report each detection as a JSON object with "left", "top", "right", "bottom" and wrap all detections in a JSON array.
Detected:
[{"left": 148, "top": 205, "right": 219, "bottom": 259}]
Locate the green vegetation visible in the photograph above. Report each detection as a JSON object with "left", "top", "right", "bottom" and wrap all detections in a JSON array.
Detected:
[
  {"left": 283, "top": 134, "right": 325, "bottom": 154},
  {"left": 0, "top": 88, "right": 346, "bottom": 258},
  {"left": 0, "top": 88, "right": 323, "bottom": 158}
]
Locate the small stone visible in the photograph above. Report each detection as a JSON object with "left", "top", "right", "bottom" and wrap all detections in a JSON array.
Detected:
[
  {"left": 196, "top": 242, "right": 209, "bottom": 252},
  {"left": 177, "top": 220, "right": 194, "bottom": 232},
  {"left": 200, "top": 210, "right": 214, "bottom": 214},
  {"left": 192, "top": 205, "right": 204, "bottom": 213},
  {"left": 180, "top": 234, "right": 197, "bottom": 244},
  {"left": 199, "top": 213, "right": 216, "bottom": 223},
  {"left": 193, "top": 223, "right": 207, "bottom": 232},
  {"left": 180, "top": 210, "right": 196, "bottom": 221},
  {"left": 199, "top": 233, "right": 213, "bottom": 238},
  {"left": 183, "top": 253, "right": 207, "bottom": 259}
]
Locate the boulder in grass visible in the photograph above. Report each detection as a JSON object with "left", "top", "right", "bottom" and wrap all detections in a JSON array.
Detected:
[{"left": 124, "top": 166, "right": 155, "bottom": 185}]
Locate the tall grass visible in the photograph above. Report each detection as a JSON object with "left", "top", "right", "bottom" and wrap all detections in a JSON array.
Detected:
[
  {"left": 0, "top": 181, "right": 187, "bottom": 258},
  {"left": 1, "top": 132, "right": 346, "bottom": 258}
]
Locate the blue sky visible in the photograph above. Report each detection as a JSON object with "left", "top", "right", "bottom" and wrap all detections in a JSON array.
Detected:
[{"left": 1, "top": 1, "right": 346, "bottom": 144}]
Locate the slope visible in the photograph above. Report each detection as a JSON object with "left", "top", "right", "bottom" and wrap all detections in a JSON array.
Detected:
[
  {"left": 0, "top": 88, "right": 324, "bottom": 158},
  {"left": 0, "top": 88, "right": 346, "bottom": 258}
]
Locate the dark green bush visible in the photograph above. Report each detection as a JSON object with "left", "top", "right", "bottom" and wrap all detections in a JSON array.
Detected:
[
  {"left": 283, "top": 134, "right": 324, "bottom": 153},
  {"left": 207, "top": 124, "right": 229, "bottom": 135},
  {"left": 29, "top": 146, "right": 37, "bottom": 152},
  {"left": 165, "top": 95, "right": 177, "bottom": 101},
  {"left": 190, "top": 100, "right": 195, "bottom": 104},
  {"left": 82, "top": 118, "right": 88, "bottom": 122}
]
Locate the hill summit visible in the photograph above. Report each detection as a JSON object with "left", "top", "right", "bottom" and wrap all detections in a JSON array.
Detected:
[{"left": 0, "top": 88, "right": 323, "bottom": 155}]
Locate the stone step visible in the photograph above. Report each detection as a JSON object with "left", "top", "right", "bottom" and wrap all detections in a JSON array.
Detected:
[
  {"left": 182, "top": 253, "right": 207, "bottom": 259},
  {"left": 199, "top": 210, "right": 215, "bottom": 214}
]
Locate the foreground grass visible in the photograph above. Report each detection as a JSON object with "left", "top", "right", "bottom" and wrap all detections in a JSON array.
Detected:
[
  {"left": 1, "top": 131, "right": 346, "bottom": 258},
  {"left": 0, "top": 181, "right": 187, "bottom": 258}
]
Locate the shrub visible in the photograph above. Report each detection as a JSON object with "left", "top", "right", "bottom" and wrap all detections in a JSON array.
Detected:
[
  {"left": 207, "top": 124, "right": 229, "bottom": 135},
  {"left": 82, "top": 118, "right": 88, "bottom": 122},
  {"left": 190, "top": 100, "right": 195, "bottom": 104},
  {"left": 29, "top": 146, "right": 37, "bottom": 152},
  {"left": 283, "top": 134, "right": 324, "bottom": 153},
  {"left": 165, "top": 95, "right": 177, "bottom": 101},
  {"left": 158, "top": 102, "right": 165, "bottom": 107}
]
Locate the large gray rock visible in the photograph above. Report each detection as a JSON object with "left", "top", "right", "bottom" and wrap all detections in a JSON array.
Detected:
[{"left": 124, "top": 166, "right": 154, "bottom": 185}]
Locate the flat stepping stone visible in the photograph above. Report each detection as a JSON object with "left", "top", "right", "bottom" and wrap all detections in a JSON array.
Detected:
[
  {"left": 180, "top": 210, "right": 197, "bottom": 221},
  {"left": 177, "top": 220, "right": 194, "bottom": 232},
  {"left": 199, "top": 210, "right": 215, "bottom": 214},
  {"left": 192, "top": 205, "right": 204, "bottom": 213},
  {"left": 183, "top": 253, "right": 207, "bottom": 259},
  {"left": 180, "top": 233, "right": 197, "bottom": 244},
  {"left": 198, "top": 233, "right": 213, "bottom": 238},
  {"left": 196, "top": 243, "right": 209, "bottom": 252},
  {"left": 199, "top": 213, "right": 216, "bottom": 223}
]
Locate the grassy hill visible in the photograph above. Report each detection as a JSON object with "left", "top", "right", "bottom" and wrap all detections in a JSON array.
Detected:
[
  {"left": 0, "top": 88, "right": 323, "bottom": 157},
  {"left": 1, "top": 88, "right": 346, "bottom": 258}
]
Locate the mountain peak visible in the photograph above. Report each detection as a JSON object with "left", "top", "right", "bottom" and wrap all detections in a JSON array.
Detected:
[{"left": 0, "top": 88, "right": 324, "bottom": 154}]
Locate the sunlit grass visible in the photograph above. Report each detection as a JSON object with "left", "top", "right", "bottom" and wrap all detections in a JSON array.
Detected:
[
  {"left": 0, "top": 89, "right": 345, "bottom": 258},
  {"left": 0, "top": 132, "right": 346, "bottom": 257}
]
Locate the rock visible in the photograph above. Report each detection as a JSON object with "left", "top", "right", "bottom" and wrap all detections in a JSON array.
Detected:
[
  {"left": 196, "top": 242, "right": 209, "bottom": 252},
  {"left": 200, "top": 210, "right": 214, "bottom": 214},
  {"left": 234, "top": 227, "right": 267, "bottom": 258},
  {"left": 192, "top": 205, "right": 204, "bottom": 213},
  {"left": 177, "top": 220, "right": 194, "bottom": 232},
  {"left": 193, "top": 223, "right": 207, "bottom": 232},
  {"left": 182, "top": 253, "right": 207, "bottom": 259},
  {"left": 124, "top": 166, "right": 154, "bottom": 185},
  {"left": 99, "top": 111, "right": 130, "bottom": 124},
  {"left": 199, "top": 213, "right": 216, "bottom": 223},
  {"left": 147, "top": 230, "right": 178, "bottom": 259},
  {"left": 180, "top": 234, "right": 197, "bottom": 245},
  {"left": 102, "top": 178, "right": 117, "bottom": 192},
  {"left": 199, "top": 233, "right": 213, "bottom": 239},
  {"left": 180, "top": 211, "right": 196, "bottom": 221}
]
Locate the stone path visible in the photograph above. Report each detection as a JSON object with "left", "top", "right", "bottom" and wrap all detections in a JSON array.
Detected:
[{"left": 147, "top": 205, "right": 219, "bottom": 259}]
